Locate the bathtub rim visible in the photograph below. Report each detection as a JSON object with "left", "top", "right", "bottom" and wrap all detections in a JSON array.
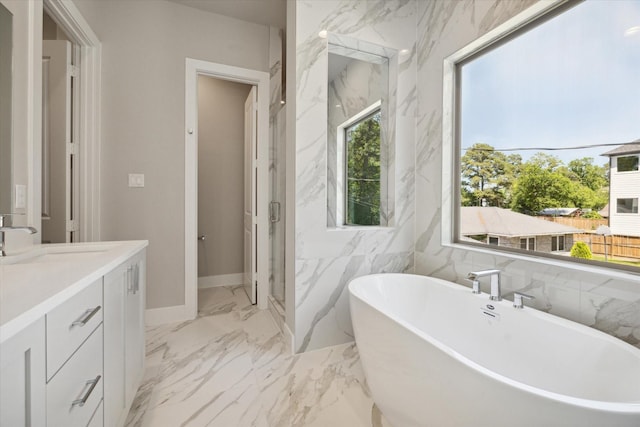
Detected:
[{"left": 349, "top": 273, "right": 640, "bottom": 414}]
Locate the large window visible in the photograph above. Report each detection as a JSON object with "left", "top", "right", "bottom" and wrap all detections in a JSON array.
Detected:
[
  {"left": 449, "top": 0, "right": 640, "bottom": 271},
  {"left": 618, "top": 156, "right": 639, "bottom": 172},
  {"left": 345, "top": 110, "right": 381, "bottom": 225}
]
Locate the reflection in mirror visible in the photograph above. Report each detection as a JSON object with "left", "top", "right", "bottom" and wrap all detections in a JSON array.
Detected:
[
  {"left": 326, "top": 37, "right": 395, "bottom": 227},
  {"left": 0, "top": 3, "right": 12, "bottom": 218}
]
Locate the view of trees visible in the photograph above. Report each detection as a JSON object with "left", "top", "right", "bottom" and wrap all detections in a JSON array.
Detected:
[
  {"left": 346, "top": 112, "right": 381, "bottom": 225},
  {"left": 461, "top": 143, "right": 609, "bottom": 214}
]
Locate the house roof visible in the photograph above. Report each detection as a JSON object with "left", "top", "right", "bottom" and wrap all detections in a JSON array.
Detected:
[
  {"left": 539, "top": 208, "right": 580, "bottom": 216},
  {"left": 601, "top": 140, "right": 640, "bottom": 157},
  {"left": 460, "top": 207, "right": 582, "bottom": 237},
  {"left": 598, "top": 203, "right": 609, "bottom": 218}
]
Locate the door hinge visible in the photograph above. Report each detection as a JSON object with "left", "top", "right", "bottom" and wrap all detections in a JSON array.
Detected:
[
  {"left": 67, "top": 219, "right": 79, "bottom": 232},
  {"left": 67, "top": 142, "right": 78, "bottom": 155},
  {"left": 68, "top": 64, "right": 79, "bottom": 78}
]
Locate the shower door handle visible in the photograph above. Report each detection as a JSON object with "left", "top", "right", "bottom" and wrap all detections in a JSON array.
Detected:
[{"left": 270, "top": 202, "right": 281, "bottom": 223}]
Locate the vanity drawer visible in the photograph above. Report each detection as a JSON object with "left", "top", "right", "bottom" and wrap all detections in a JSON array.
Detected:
[
  {"left": 47, "top": 277, "right": 103, "bottom": 379},
  {"left": 87, "top": 400, "right": 104, "bottom": 427},
  {"left": 47, "top": 324, "right": 103, "bottom": 427}
]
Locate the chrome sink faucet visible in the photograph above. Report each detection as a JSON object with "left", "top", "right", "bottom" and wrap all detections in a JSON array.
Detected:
[
  {"left": 0, "top": 214, "right": 38, "bottom": 257},
  {"left": 467, "top": 269, "right": 502, "bottom": 301}
]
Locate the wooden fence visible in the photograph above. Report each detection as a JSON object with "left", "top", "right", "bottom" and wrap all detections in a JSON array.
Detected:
[
  {"left": 539, "top": 216, "right": 608, "bottom": 231},
  {"left": 574, "top": 234, "right": 640, "bottom": 259},
  {"left": 540, "top": 217, "right": 640, "bottom": 259}
]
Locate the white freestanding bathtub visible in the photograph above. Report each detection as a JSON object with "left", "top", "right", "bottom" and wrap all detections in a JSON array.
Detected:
[{"left": 349, "top": 273, "right": 640, "bottom": 427}]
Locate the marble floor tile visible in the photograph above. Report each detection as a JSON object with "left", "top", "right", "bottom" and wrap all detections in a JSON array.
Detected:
[{"left": 126, "top": 286, "right": 394, "bottom": 427}]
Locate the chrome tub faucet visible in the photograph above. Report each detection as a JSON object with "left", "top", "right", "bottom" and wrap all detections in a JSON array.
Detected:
[{"left": 467, "top": 269, "right": 502, "bottom": 301}]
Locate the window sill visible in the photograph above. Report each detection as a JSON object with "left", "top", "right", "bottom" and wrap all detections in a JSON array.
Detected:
[{"left": 444, "top": 241, "right": 640, "bottom": 281}]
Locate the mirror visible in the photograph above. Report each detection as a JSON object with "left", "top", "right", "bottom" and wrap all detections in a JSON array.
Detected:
[
  {"left": 0, "top": 3, "right": 12, "bottom": 217},
  {"left": 326, "top": 36, "right": 396, "bottom": 227}
]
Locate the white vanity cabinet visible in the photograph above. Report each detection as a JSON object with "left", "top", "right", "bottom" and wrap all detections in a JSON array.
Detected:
[
  {"left": 0, "top": 242, "right": 147, "bottom": 427},
  {"left": 0, "top": 318, "right": 46, "bottom": 427},
  {"left": 104, "top": 251, "right": 146, "bottom": 427}
]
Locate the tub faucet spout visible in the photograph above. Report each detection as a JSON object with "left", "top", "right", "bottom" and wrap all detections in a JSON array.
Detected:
[{"left": 467, "top": 270, "right": 501, "bottom": 301}]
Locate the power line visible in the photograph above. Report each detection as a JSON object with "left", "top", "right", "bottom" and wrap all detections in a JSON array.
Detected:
[{"left": 462, "top": 140, "right": 640, "bottom": 153}]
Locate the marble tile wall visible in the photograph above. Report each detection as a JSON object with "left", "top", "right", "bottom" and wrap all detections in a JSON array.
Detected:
[
  {"left": 294, "top": 0, "right": 416, "bottom": 352},
  {"left": 414, "top": 0, "right": 640, "bottom": 348}
]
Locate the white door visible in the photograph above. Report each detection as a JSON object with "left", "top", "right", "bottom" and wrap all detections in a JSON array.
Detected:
[
  {"left": 42, "top": 40, "right": 77, "bottom": 243},
  {"left": 244, "top": 86, "right": 258, "bottom": 304}
]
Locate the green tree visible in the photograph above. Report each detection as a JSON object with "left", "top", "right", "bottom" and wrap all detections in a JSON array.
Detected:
[
  {"left": 570, "top": 241, "right": 593, "bottom": 259},
  {"left": 460, "top": 143, "right": 521, "bottom": 207},
  {"left": 346, "top": 112, "right": 380, "bottom": 225},
  {"left": 510, "top": 154, "right": 574, "bottom": 214},
  {"left": 566, "top": 157, "right": 608, "bottom": 191},
  {"left": 511, "top": 153, "right": 608, "bottom": 213}
]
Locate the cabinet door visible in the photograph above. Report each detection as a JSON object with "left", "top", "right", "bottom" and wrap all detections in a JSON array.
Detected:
[
  {"left": 103, "top": 262, "right": 127, "bottom": 427},
  {"left": 0, "top": 318, "right": 46, "bottom": 427},
  {"left": 125, "top": 254, "right": 145, "bottom": 408}
]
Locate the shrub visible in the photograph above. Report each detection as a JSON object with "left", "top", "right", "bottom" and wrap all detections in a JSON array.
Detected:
[
  {"left": 570, "top": 241, "right": 592, "bottom": 259},
  {"left": 581, "top": 210, "right": 602, "bottom": 219}
]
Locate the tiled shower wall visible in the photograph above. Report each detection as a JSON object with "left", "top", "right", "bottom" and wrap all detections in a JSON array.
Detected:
[
  {"left": 414, "top": 0, "right": 640, "bottom": 348},
  {"left": 293, "top": 0, "right": 417, "bottom": 352}
]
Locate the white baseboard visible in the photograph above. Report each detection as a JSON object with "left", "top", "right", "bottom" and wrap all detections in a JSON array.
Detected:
[
  {"left": 198, "top": 273, "right": 244, "bottom": 289},
  {"left": 145, "top": 304, "right": 193, "bottom": 326}
]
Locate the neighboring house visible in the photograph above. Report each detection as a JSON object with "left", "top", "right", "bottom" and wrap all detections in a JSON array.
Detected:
[
  {"left": 602, "top": 141, "right": 640, "bottom": 237},
  {"left": 539, "top": 208, "right": 581, "bottom": 217},
  {"left": 461, "top": 207, "right": 582, "bottom": 253}
]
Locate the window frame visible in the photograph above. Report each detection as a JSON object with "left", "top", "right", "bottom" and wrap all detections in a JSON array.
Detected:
[
  {"left": 616, "top": 155, "right": 639, "bottom": 173},
  {"left": 616, "top": 198, "right": 639, "bottom": 214},
  {"left": 552, "top": 235, "right": 566, "bottom": 252},
  {"left": 336, "top": 101, "right": 382, "bottom": 226},
  {"left": 441, "top": 0, "right": 640, "bottom": 277}
]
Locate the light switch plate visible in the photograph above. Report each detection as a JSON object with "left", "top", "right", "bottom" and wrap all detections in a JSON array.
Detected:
[
  {"left": 128, "top": 173, "right": 145, "bottom": 188},
  {"left": 15, "top": 184, "right": 26, "bottom": 209}
]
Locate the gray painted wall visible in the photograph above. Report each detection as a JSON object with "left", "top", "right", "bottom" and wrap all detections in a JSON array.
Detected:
[
  {"left": 197, "top": 75, "right": 251, "bottom": 278},
  {"left": 73, "top": 0, "right": 269, "bottom": 309}
]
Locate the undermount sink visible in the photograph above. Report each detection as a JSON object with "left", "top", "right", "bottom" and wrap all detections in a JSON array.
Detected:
[{"left": 2, "top": 243, "right": 117, "bottom": 265}]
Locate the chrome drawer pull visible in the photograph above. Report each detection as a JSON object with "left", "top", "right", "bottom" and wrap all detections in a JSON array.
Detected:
[
  {"left": 71, "top": 375, "right": 101, "bottom": 407},
  {"left": 71, "top": 306, "right": 101, "bottom": 327}
]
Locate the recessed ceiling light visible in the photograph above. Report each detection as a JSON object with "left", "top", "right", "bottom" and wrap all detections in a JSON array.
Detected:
[
  {"left": 399, "top": 48, "right": 410, "bottom": 55},
  {"left": 318, "top": 30, "right": 328, "bottom": 39},
  {"left": 624, "top": 26, "right": 640, "bottom": 37}
]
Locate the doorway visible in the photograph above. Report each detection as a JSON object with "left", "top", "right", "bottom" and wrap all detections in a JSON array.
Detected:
[
  {"left": 41, "top": 0, "right": 101, "bottom": 242},
  {"left": 185, "top": 59, "right": 270, "bottom": 317},
  {"left": 196, "top": 76, "right": 255, "bottom": 303},
  {"left": 42, "top": 11, "right": 78, "bottom": 243}
]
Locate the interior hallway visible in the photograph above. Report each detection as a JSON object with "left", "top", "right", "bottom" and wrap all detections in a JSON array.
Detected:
[{"left": 124, "top": 286, "right": 391, "bottom": 427}]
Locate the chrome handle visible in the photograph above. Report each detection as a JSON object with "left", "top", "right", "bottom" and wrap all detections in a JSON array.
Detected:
[
  {"left": 513, "top": 292, "right": 534, "bottom": 309},
  {"left": 198, "top": 235, "right": 206, "bottom": 241},
  {"left": 71, "top": 306, "right": 101, "bottom": 327},
  {"left": 71, "top": 375, "right": 101, "bottom": 407},
  {"left": 465, "top": 278, "right": 481, "bottom": 294},
  {"left": 134, "top": 263, "right": 140, "bottom": 294}
]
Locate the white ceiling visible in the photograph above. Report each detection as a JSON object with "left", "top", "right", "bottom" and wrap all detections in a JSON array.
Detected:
[{"left": 167, "top": 0, "right": 286, "bottom": 29}]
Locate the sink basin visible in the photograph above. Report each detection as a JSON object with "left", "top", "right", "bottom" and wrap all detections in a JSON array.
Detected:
[
  {"left": 1, "top": 243, "right": 117, "bottom": 265},
  {"left": 15, "top": 251, "right": 106, "bottom": 264}
]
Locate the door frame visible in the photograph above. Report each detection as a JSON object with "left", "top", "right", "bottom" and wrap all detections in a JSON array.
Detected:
[
  {"left": 185, "top": 58, "right": 270, "bottom": 316},
  {"left": 43, "top": 0, "right": 101, "bottom": 242}
]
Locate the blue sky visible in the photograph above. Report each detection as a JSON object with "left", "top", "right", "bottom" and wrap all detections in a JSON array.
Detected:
[{"left": 460, "top": 0, "right": 640, "bottom": 166}]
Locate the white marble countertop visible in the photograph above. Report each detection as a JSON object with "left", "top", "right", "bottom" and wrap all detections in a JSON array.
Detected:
[{"left": 0, "top": 240, "right": 148, "bottom": 343}]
